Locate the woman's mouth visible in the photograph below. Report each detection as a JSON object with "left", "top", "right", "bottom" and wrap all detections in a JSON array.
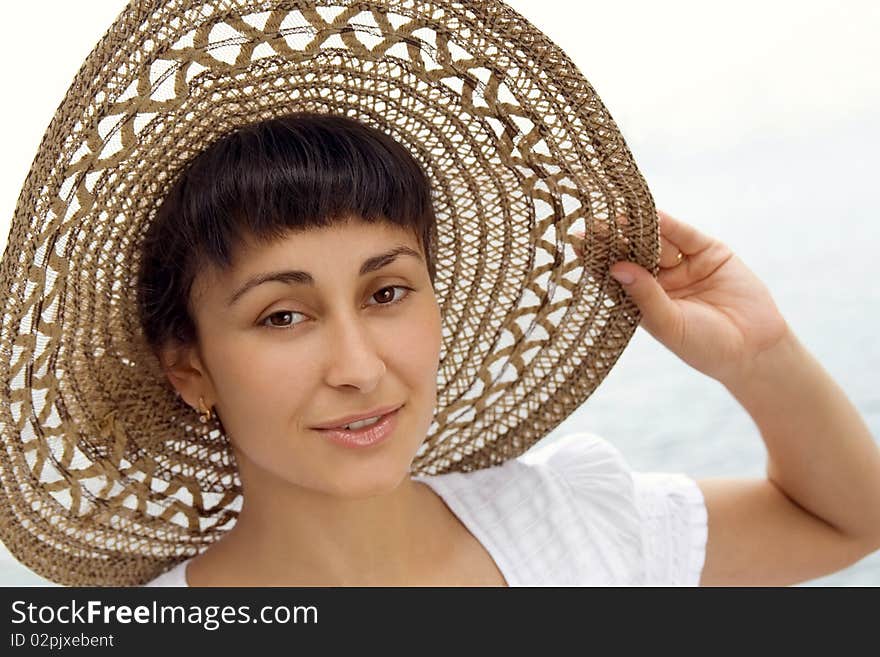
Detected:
[{"left": 314, "top": 406, "right": 402, "bottom": 449}]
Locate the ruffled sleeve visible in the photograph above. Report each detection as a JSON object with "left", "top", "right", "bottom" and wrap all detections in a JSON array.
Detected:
[
  {"left": 521, "top": 432, "right": 645, "bottom": 585},
  {"left": 631, "top": 471, "right": 708, "bottom": 586},
  {"left": 525, "top": 432, "right": 708, "bottom": 586}
]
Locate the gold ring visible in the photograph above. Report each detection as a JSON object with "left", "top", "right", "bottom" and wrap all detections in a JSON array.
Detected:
[{"left": 675, "top": 251, "right": 684, "bottom": 264}]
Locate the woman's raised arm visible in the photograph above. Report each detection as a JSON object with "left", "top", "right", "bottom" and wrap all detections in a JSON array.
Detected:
[{"left": 577, "top": 209, "right": 880, "bottom": 585}]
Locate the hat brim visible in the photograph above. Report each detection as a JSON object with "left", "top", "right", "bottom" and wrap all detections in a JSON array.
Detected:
[{"left": 0, "top": 0, "right": 658, "bottom": 585}]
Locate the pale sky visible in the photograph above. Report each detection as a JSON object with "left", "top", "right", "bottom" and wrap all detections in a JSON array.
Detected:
[{"left": 2, "top": 0, "right": 878, "bottom": 234}]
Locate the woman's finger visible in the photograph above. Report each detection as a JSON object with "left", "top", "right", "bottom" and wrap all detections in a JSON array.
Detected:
[
  {"left": 573, "top": 211, "right": 693, "bottom": 272},
  {"left": 659, "top": 234, "right": 682, "bottom": 269},
  {"left": 573, "top": 211, "right": 719, "bottom": 294},
  {"left": 657, "top": 209, "right": 712, "bottom": 256}
]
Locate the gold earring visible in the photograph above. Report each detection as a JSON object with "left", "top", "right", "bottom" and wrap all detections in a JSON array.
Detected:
[{"left": 197, "top": 395, "right": 214, "bottom": 434}]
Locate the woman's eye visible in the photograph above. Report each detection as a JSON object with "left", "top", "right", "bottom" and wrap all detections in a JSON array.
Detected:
[
  {"left": 259, "top": 286, "right": 413, "bottom": 331},
  {"left": 261, "top": 310, "right": 305, "bottom": 329},
  {"left": 367, "top": 285, "right": 412, "bottom": 306}
]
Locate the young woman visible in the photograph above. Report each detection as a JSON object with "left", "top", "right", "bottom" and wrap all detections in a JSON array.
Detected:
[
  {"left": 1, "top": 0, "right": 877, "bottom": 589},
  {"left": 137, "top": 112, "right": 880, "bottom": 586}
]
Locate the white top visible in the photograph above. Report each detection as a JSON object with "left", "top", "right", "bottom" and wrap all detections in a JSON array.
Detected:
[{"left": 143, "top": 432, "right": 708, "bottom": 587}]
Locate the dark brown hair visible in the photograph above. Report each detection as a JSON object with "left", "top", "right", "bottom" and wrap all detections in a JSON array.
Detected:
[{"left": 136, "top": 112, "right": 437, "bottom": 358}]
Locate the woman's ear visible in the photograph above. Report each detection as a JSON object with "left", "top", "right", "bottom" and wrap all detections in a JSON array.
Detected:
[{"left": 158, "top": 340, "right": 209, "bottom": 409}]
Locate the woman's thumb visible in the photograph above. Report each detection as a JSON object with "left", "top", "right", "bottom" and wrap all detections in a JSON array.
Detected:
[{"left": 609, "top": 262, "right": 680, "bottom": 343}]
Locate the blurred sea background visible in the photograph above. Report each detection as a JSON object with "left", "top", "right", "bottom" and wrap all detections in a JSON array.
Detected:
[{"left": 1, "top": 0, "right": 877, "bottom": 586}]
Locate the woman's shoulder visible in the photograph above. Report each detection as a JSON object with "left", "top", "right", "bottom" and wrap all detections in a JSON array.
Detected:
[
  {"left": 418, "top": 431, "right": 707, "bottom": 585},
  {"left": 415, "top": 432, "right": 645, "bottom": 584},
  {"left": 519, "top": 431, "right": 634, "bottom": 488},
  {"left": 525, "top": 431, "right": 707, "bottom": 586},
  {"left": 417, "top": 431, "right": 636, "bottom": 516}
]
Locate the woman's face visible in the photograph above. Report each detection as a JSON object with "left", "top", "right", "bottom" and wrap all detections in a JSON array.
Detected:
[{"left": 174, "top": 217, "right": 442, "bottom": 498}]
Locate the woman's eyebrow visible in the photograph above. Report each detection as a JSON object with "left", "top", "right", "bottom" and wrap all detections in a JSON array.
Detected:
[{"left": 226, "top": 245, "right": 423, "bottom": 307}]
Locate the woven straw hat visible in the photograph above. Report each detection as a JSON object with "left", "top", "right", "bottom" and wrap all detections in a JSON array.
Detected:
[{"left": 0, "top": 0, "right": 659, "bottom": 586}]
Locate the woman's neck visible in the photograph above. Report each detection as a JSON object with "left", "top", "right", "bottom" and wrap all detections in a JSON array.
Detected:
[{"left": 185, "top": 476, "right": 454, "bottom": 586}]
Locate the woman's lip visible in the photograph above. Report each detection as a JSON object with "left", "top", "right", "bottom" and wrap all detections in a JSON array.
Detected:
[
  {"left": 312, "top": 403, "right": 403, "bottom": 429},
  {"left": 314, "top": 407, "right": 400, "bottom": 449}
]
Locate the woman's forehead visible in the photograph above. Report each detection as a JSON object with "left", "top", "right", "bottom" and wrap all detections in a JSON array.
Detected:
[{"left": 192, "top": 219, "right": 424, "bottom": 304}]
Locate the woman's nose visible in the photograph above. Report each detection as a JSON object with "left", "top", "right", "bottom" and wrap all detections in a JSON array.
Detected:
[{"left": 323, "top": 314, "right": 386, "bottom": 391}]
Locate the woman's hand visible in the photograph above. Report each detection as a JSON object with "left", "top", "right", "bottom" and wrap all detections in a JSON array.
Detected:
[{"left": 574, "top": 209, "right": 792, "bottom": 386}]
